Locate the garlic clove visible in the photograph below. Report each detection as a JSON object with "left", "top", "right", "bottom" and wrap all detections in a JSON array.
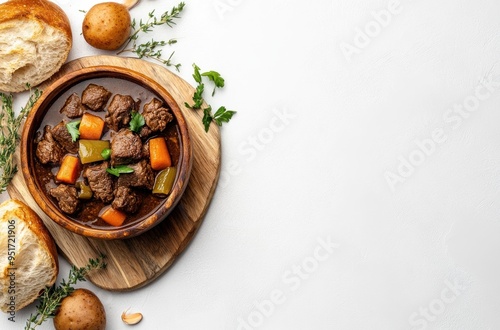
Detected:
[
  {"left": 121, "top": 310, "right": 143, "bottom": 325},
  {"left": 122, "top": 0, "right": 139, "bottom": 10}
]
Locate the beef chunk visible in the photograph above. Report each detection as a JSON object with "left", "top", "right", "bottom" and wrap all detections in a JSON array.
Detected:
[
  {"left": 142, "top": 140, "right": 150, "bottom": 159},
  {"left": 117, "top": 160, "right": 154, "bottom": 190},
  {"left": 110, "top": 129, "right": 142, "bottom": 166},
  {"left": 83, "top": 161, "right": 114, "bottom": 203},
  {"left": 112, "top": 186, "right": 141, "bottom": 213},
  {"left": 60, "top": 93, "right": 86, "bottom": 118},
  {"left": 139, "top": 125, "right": 153, "bottom": 139},
  {"left": 166, "top": 134, "right": 180, "bottom": 166},
  {"left": 81, "top": 84, "right": 111, "bottom": 111},
  {"left": 36, "top": 125, "right": 63, "bottom": 164},
  {"left": 105, "top": 94, "right": 136, "bottom": 131},
  {"left": 142, "top": 98, "right": 173, "bottom": 133},
  {"left": 49, "top": 184, "right": 80, "bottom": 214},
  {"left": 51, "top": 121, "right": 78, "bottom": 153}
]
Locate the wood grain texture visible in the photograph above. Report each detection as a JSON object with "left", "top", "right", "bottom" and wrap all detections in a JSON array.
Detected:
[{"left": 7, "top": 55, "right": 221, "bottom": 291}]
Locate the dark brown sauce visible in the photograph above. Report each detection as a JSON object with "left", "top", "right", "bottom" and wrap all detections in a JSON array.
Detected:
[{"left": 33, "top": 77, "right": 182, "bottom": 229}]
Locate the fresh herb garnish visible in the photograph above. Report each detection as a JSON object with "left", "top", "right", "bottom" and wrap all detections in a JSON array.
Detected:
[
  {"left": 201, "top": 71, "right": 225, "bottom": 96},
  {"left": 184, "top": 64, "right": 205, "bottom": 109},
  {"left": 0, "top": 86, "right": 41, "bottom": 194},
  {"left": 185, "top": 82, "right": 205, "bottom": 110},
  {"left": 200, "top": 106, "right": 237, "bottom": 132},
  {"left": 202, "top": 107, "right": 213, "bottom": 132},
  {"left": 213, "top": 106, "right": 236, "bottom": 126},
  {"left": 117, "top": 2, "right": 185, "bottom": 71},
  {"left": 192, "top": 63, "right": 202, "bottom": 83},
  {"left": 107, "top": 165, "right": 134, "bottom": 177},
  {"left": 129, "top": 111, "right": 145, "bottom": 133},
  {"left": 185, "top": 64, "right": 236, "bottom": 132},
  {"left": 25, "top": 254, "right": 106, "bottom": 330},
  {"left": 101, "top": 148, "right": 111, "bottom": 160},
  {"left": 66, "top": 120, "right": 81, "bottom": 142}
]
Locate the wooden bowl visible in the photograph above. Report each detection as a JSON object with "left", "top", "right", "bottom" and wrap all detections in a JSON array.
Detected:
[{"left": 21, "top": 65, "right": 192, "bottom": 239}]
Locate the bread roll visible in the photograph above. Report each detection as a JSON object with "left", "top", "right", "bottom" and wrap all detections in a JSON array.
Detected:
[
  {"left": 0, "top": 0, "right": 72, "bottom": 93},
  {"left": 0, "top": 200, "right": 58, "bottom": 312}
]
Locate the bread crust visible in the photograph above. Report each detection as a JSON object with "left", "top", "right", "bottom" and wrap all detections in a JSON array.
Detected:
[
  {"left": 0, "top": 0, "right": 72, "bottom": 92},
  {"left": 3, "top": 200, "right": 59, "bottom": 278},
  {"left": 0, "top": 200, "right": 59, "bottom": 311},
  {"left": 0, "top": 0, "right": 72, "bottom": 41}
]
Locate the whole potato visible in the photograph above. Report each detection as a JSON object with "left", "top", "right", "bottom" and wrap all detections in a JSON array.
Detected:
[
  {"left": 83, "top": 2, "right": 131, "bottom": 50},
  {"left": 54, "top": 288, "right": 106, "bottom": 330}
]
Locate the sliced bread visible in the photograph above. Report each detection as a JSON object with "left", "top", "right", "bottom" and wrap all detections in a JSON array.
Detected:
[
  {"left": 0, "top": 0, "right": 72, "bottom": 93},
  {"left": 0, "top": 199, "right": 59, "bottom": 312}
]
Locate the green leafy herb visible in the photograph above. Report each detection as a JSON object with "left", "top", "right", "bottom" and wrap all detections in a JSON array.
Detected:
[
  {"left": 185, "top": 64, "right": 236, "bottom": 132},
  {"left": 192, "top": 63, "right": 202, "bottom": 84},
  {"left": 200, "top": 106, "right": 236, "bottom": 132},
  {"left": 66, "top": 120, "right": 81, "bottom": 142},
  {"left": 117, "top": 2, "right": 185, "bottom": 71},
  {"left": 129, "top": 111, "right": 145, "bottom": 133},
  {"left": 184, "top": 81, "right": 204, "bottom": 110},
  {"left": 202, "top": 106, "right": 213, "bottom": 132},
  {"left": 101, "top": 148, "right": 111, "bottom": 160},
  {"left": 107, "top": 165, "right": 134, "bottom": 177},
  {"left": 201, "top": 71, "right": 225, "bottom": 96},
  {"left": 25, "top": 254, "right": 106, "bottom": 330},
  {"left": 0, "top": 86, "right": 41, "bottom": 194},
  {"left": 213, "top": 106, "right": 236, "bottom": 126}
]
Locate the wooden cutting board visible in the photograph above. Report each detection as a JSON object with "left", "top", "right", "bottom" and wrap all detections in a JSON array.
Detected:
[{"left": 7, "top": 55, "right": 221, "bottom": 291}]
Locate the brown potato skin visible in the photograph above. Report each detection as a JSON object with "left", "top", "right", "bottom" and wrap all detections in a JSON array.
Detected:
[
  {"left": 54, "top": 288, "right": 106, "bottom": 330},
  {"left": 82, "top": 2, "right": 131, "bottom": 50}
]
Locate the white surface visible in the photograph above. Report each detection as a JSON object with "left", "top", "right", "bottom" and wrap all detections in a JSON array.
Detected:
[{"left": 1, "top": 0, "right": 500, "bottom": 329}]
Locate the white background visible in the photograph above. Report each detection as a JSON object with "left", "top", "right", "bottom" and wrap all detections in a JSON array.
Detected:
[{"left": 1, "top": 0, "right": 500, "bottom": 329}]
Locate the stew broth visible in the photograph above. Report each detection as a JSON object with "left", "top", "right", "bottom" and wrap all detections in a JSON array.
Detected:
[{"left": 33, "top": 77, "right": 182, "bottom": 229}]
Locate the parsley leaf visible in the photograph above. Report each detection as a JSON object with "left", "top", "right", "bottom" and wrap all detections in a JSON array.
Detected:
[
  {"left": 106, "top": 165, "right": 134, "bottom": 177},
  {"left": 213, "top": 106, "right": 236, "bottom": 126},
  {"left": 200, "top": 106, "right": 236, "bottom": 132},
  {"left": 202, "top": 107, "right": 213, "bottom": 132},
  {"left": 101, "top": 148, "right": 111, "bottom": 160},
  {"left": 184, "top": 83, "right": 204, "bottom": 110},
  {"left": 66, "top": 120, "right": 81, "bottom": 142},
  {"left": 186, "top": 64, "right": 236, "bottom": 132},
  {"left": 192, "top": 63, "right": 202, "bottom": 84},
  {"left": 201, "top": 70, "right": 225, "bottom": 96},
  {"left": 129, "top": 111, "right": 145, "bottom": 133}
]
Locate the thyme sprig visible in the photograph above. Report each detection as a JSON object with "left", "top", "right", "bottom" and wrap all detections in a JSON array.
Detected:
[
  {"left": 0, "top": 87, "right": 41, "bottom": 193},
  {"left": 118, "top": 2, "right": 185, "bottom": 71},
  {"left": 25, "top": 254, "right": 107, "bottom": 330}
]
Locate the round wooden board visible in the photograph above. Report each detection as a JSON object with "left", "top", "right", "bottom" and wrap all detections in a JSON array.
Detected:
[{"left": 7, "top": 55, "right": 221, "bottom": 291}]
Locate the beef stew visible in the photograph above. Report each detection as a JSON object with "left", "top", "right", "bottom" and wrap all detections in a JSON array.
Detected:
[{"left": 33, "top": 78, "right": 182, "bottom": 229}]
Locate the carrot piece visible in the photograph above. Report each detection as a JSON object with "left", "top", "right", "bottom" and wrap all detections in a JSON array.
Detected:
[
  {"left": 149, "top": 137, "right": 171, "bottom": 171},
  {"left": 56, "top": 155, "right": 81, "bottom": 184},
  {"left": 79, "top": 113, "right": 105, "bottom": 140},
  {"left": 100, "top": 207, "right": 127, "bottom": 227}
]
